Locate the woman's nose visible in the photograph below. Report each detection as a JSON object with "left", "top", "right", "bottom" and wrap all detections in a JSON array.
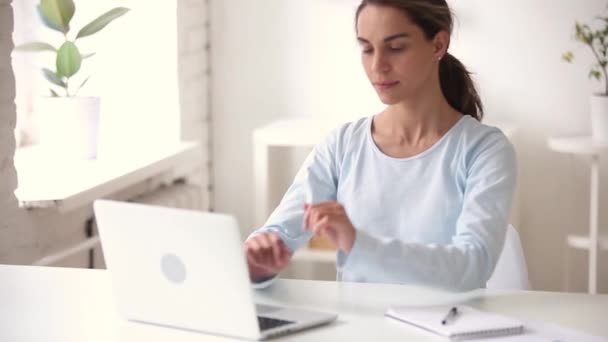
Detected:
[{"left": 371, "top": 52, "right": 390, "bottom": 73}]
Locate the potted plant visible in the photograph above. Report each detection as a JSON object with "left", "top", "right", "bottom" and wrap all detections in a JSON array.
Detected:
[
  {"left": 15, "top": 0, "right": 128, "bottom": 159},
  {"left": 563, "top": 13, "right": 608, "bottom": 144}
]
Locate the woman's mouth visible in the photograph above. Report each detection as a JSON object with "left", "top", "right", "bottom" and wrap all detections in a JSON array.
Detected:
[{"left": 374, "top": 81, "right": 399, "bottom": 91}]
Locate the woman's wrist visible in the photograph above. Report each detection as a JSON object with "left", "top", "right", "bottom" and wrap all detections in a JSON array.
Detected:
[{"left": 343, "top": 228, "right": 357, "bottom": 254}]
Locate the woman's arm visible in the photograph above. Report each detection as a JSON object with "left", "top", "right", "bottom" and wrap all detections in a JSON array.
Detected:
[
  {"left": 343, "top": 138, "right": 516, "bottom": 291},
  {"left": 245, "top": 128, "right": 341, "bottom": 287},
  {"left": 306, "top": 135, "right": 517, "bottom": 291}
]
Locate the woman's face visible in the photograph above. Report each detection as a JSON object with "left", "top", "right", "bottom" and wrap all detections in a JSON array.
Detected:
[{"left": 356, "top": 5, "right": 446, "bottom": 105}]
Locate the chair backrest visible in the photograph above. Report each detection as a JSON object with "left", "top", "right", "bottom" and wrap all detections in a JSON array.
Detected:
[{"left": 486, "top": 225, "right": 531, "bottom": 290}]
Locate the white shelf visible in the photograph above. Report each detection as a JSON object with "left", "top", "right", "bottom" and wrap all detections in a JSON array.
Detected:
[
  {"left": 292, "top": 248, "right": 336, "bottom": 263},
  {"left": 548, "top": 135, "right": 606, "bottom": 294},
  {"left": 547, "top": 136, "right": 608, "bottom": 156},
  {"left": 567, "top": 234, "right": 608, "bottom": 251},
  {"left": 14, "top": 141, "right": 202, "bottom": 213}
]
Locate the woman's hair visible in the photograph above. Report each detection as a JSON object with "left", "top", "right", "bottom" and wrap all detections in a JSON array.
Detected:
[{"left": 356, "top": 0, "right": 483, "bottom": 121}]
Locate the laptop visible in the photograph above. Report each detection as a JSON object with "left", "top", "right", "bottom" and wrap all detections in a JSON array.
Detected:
[{"left": 93, "top": 199, "right": 337, "bottom": 340}]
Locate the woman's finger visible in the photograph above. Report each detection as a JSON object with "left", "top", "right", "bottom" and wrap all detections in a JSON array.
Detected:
[
  {"left": 245, "top": 238, "right": 262, "bottom": 260},
  {"left": 311, "top": 215, "right": 330, "bottom": 237},
  {"left": 247, "top": 247, "right": 274, "bottom": 273},
  {"left": 303, "top": 206, "right": 311, "bottom": 230},
  {"left": 311, "top": 208, "right": 328, "bottom": 227},
  {"left": 310, "top": 206, "right": 336, "bottom": 226},
  {"left": 257, "top": 234, "right": 271, "bottom": 250},
  {"left": 267, "top": 234, "right": 283, "bottom": 267},
  {"left": 252, "top": 235, "right": 273, "bottom": 266},
  {"left": 263, "top": 234, "right": 280, "bottom": 266}
]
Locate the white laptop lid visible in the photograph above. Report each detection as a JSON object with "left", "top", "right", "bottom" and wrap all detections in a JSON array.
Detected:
[{"left": 94, "top": 200, "right": 261, "bottom": 340}]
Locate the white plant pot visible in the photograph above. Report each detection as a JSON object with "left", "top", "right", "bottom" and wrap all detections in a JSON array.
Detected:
[
  {"left": 590, "top": 94, "right": 608, "bottom": 145},
  {"left": 34, "top": 96, "right": 101, "bottom": 159}
]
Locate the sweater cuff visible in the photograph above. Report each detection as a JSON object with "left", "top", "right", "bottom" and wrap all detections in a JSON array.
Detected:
[
  {"left": 341, "top": 229, "right": 377, "bottom": 271},
  {"left": 251, "top": 275, "right": 277, "bottom": 290}
]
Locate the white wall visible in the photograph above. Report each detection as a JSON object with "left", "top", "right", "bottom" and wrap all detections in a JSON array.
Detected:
[
  {"left": 212, "top": 0, "right": 608, "bottom": 292},
  {"left": 210, "top": 0, "right": 375, "bottom": 229},
  {"left": 448, "top": 0, "right": 608, "bottom": 293}
]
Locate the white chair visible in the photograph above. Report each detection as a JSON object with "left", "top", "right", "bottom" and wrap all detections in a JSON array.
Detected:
[{"left": 486, "top": 225, "right": 531, "bottom": 290}]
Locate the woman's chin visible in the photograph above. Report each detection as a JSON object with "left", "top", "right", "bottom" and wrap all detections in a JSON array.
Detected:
[{"left": 377, "top": 95, "right": 402, "bottom": 105}]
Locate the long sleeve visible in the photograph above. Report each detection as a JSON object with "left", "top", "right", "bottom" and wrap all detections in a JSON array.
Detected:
[
  {"left": 247, "top": 129, "right": 341, "bottom": 288},
  {"left": 340, "top": 136, "right": 517, "bottom": 291}
]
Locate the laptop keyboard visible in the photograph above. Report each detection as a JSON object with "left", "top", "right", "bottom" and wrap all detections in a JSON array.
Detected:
[{"left": 257, "top": 316, "right": 294, "bottom": 331}]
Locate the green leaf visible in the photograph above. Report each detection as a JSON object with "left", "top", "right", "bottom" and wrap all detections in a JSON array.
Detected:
[
  {"left": 50, "top": 89, "right": 60, "bottom": 97},
  {"left": 13, "top": 41, "right": 56, "bottom": 52},
  {"left": 76, "top": 7, "right": 129, "bottom": 39},
  {"left": 562, "top": 51, "right": 575, "bottom": 63},
  {"left": 38, "top": 0, "right": 75, "bottom": 33},
  {"left": 56, "top": 41, "right": 81, "bottom": 78},
  {"left": 589, "top": 69, "right": 602, "bottom": 80},
  {"left": 37, "top": 4, "right": 63, "bottom": 33},
  {"left": 42, "top": 68, "right": 66, "bottom": 88},
  {"left": 75, "top": 76, "right": 90, "bottom": 96},
  {"left": 81, "top": 52, "right": 96, "bottom": 59},
  {"left": 574, "top": 23, "right": 594, "bottom": 45}
]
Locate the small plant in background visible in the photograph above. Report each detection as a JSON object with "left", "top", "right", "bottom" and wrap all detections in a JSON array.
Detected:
[
  {"left": 562, "top": 16, "right": 608, "bottom": 95},
  {"left": 15, "top": 0, "right": 128, "bottom": 97}
]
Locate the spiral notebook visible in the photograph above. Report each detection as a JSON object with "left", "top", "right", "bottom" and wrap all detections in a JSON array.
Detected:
[{"left": 385, "top": 305, "right": 524, "bottom": 340}]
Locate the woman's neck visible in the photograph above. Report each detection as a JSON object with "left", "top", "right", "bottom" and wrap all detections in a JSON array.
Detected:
[{"left": 375, "top": 91, "right": 462, "bottom": 147}]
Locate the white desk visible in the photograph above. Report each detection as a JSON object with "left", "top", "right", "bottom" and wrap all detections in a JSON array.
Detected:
[
  {"left": 547, "top": 136, "right": 608, "bottom": 294},
  {"left": 1, "top": 265, "right": 606, "bottom": 341}
]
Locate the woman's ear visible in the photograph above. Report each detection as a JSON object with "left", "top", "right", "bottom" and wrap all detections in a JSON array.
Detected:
[{"left": 433, "top": 31, "right": 450, "bottom": 60}]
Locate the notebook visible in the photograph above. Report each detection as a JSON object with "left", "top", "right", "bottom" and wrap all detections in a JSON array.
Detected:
[{"left": 385, "top": 305, "right": 524, "bottom": 340}]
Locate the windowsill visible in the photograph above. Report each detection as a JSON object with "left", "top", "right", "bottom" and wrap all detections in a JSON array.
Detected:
[{"left": 14, "top": 141, "right": 203, "bottom": 213}]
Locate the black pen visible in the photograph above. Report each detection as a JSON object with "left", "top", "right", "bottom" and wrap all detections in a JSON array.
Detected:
[{"left": 441, "top": 306, "right": 459, "bottom": 325}]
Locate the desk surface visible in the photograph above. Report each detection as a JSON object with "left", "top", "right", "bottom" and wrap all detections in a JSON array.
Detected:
[{"left": 1, "top": 265, "right": 606, "bottom": 341}]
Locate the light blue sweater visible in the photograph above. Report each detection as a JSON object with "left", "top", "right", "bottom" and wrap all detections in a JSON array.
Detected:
[{"left": 249, "top": 115, "right": 517, "bottom": 291}]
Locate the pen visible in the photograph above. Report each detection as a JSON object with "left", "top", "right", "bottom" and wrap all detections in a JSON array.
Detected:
[{"left": 441, "top": 306, "right": 459, "bottom": 325}]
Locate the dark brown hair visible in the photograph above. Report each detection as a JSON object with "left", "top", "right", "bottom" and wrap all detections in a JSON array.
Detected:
[{"left": 356, "top": 0, "right": 483, "bottom": 121}]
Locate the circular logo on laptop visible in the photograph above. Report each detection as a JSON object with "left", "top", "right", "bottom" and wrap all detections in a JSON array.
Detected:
[{"left": 161, "top": 253, "right": 187, "bottom": 284}]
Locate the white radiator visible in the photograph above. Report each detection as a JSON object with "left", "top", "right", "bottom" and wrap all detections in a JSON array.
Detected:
[
  {"left": 133, "top": 183, "right": 206, "bottom": 211},
  {"left": 33, "top": 183, "right": 207, "bottom": 267}
]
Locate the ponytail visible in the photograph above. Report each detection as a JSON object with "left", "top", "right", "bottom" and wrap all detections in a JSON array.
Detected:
[{"left": 439, "top": 53, "right": 483, "bottom": 121}]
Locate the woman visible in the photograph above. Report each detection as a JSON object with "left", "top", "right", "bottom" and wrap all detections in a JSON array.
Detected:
[{"left": 244, "top": 0, "right": 516, "bottom": 291}]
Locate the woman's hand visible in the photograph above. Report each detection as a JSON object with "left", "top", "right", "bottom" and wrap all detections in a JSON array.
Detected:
[
  {"left": 244, "top": 232, "right": 291, "bottom": 281},
  {"left": 303, "top": 201, "right": 356, "bottom": 253}
]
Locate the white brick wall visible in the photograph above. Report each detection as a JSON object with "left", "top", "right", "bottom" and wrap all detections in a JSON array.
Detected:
[
  {"left": 177, "top": 0, "right": 212, "bottom": 209},
  {"left": 0, "top": 0, "right": 40, "bottom": 265}
]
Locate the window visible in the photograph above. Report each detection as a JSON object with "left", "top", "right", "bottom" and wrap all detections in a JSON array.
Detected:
[{"left": 12, "top": 0, "right": 180, "bottom": 155}]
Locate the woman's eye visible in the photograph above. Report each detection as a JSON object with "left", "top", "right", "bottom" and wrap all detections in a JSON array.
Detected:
[
  {"left": 389, "top": 46, "right": 405, "bottom": 52},
  {"left": 361, "top": 47, "right": 373, "bottom": 54}
]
